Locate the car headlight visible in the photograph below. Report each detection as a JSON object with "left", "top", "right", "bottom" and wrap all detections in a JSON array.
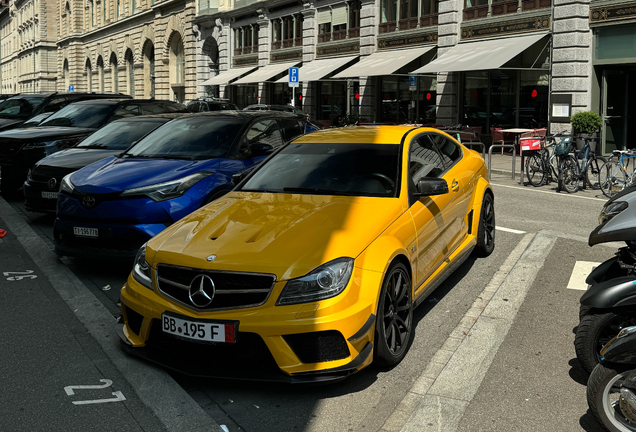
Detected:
[
  {"left": 276, "top": 258, "right": 354, "bottom": 306},
  {"left": 60, "top": 174, "right": 76, "bottom": 194},
  {"left": 599, "top": 201, "right": 628, "bottom": 225},
  {"left": 132, "top": 243, "right": 153, "bottom": 290},
  {"left": 120, "top": 171, "right": 214, "bottom": 202}
]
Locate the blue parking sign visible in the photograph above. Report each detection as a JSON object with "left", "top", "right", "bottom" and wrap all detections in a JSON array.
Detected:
[
  {"left": 289, "top": 67, "right": 299, "bottom": 83},
  {"left": 68, "top": 85, "right": 74, "bottom": 92}
]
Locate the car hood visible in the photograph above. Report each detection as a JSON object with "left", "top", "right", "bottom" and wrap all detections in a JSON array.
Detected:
[
  {"left": 148, "top": 192, "right": 404, "bottom": 280},
  {"left": 0, "top": 126, "right": 96, "bottom": 140},
  {"left": 70, "top": 157, "right": 222, "bottom": 194},
  {"left": 0, "top": 118, "right": 24, "bottom": 131},
  {"left": 33, "top": 148, "right": 121, "bottom": 171}
]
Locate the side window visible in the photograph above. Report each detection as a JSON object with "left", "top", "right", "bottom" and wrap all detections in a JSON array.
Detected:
[
  {"left": 234, "top": 119, "right": 284, "bottom": 158},
  {"left": 409, "top": 135, "right": 446, "bottom": 184},
  {"left": 41, "top": 97, "right": 67, "bottom": 113},
  {"left": 160, "top": 102, "right": 184, "bottom": 113},
  {"left": 143, "top": 103, "right": 169, "bottom": 115},
  {"left": 429, "top": 133, "right": 462, "bottom": 167},
  {"left": 112, "top": 105, "right": 141, "bottom": 120},
  {"left": 278, "top": 119, "right": 304, "bottom": 142}
]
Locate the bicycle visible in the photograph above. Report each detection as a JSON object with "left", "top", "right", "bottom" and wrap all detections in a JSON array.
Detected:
[
  {"left": 525, "top": 133, "right": 579, "bottom": 193},
  {"left": 598, "top": 149, "right": 636, "bottom": 198},
  {"left": 572, "top": 136, "right": 607, "bottom": 190}
]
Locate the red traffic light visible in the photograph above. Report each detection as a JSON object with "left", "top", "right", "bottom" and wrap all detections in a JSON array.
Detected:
[{"left": 531, "top": 89, "right": 538, "bottom": 98}]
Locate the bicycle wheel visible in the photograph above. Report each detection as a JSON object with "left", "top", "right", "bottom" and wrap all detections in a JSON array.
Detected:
[
  {"left": 599, "top": 160, "right": 625, "bottom": 198},
  {"left": 585, "top": 155, "right": 607, "bottom": 189},
  {"left": 525, "top": 152, "right": 546, "bottom": 187},
  {"left": 559, "top": 154, "right": 580, "bottom": 193}
]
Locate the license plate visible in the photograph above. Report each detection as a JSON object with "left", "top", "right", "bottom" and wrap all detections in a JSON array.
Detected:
[
  {"left": 41, "top": 191, "right": 59, "bottom": 199},
  {"left": 73, "top": 227, "right": 98, "bottom": 238},
  {"left": 161, "top": 314, "right": 237, "bottom": 343}
]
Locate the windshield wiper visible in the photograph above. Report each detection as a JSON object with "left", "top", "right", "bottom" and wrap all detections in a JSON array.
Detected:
[
  {"left": 78, "top": 144, "right": 109, "bottom": 149},
  {"left": 282, "top": 187, "right": 358, "bottom": 196}
]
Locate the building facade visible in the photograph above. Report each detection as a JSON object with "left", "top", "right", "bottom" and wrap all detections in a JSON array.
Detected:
[{"left": 0, "top": 0, "right": 59, "bottom": 93}]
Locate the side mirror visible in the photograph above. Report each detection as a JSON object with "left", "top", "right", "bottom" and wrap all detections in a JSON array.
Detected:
[
  {"left": 250, "top": 142, "right": 274, "bottom": 157},
  {"left": 231, "top": 172, "right": 245, "bottom": 186},
  {"left": 414, "top": 178, "right": 449, "bottom": 197}
]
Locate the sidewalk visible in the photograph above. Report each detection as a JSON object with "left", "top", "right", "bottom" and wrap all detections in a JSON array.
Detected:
[{"left": 0, "top": 196, "right": 224, "bottom": 432}]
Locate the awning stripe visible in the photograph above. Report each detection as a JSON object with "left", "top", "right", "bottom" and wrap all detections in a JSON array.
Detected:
[
  {"left": 332, "top": 46, "right": 436, "bottom": 78},
  {"left": 232, "top": 61, "right": 301, "bottom": 85},
  {"left": 275, "top": 55, "right": 358, "bottom": 83},
  {"left": 200, "top": 67, "right": 257, "bottom": 86}
]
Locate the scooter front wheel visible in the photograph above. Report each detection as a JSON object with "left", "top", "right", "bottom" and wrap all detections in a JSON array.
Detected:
[{"left": 588, "top": 362, "right": 636, "bottom": 431}]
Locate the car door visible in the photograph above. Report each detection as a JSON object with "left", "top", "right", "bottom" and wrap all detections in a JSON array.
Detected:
[{"left": 407, "top": 133, "right": 464, "bottom": 292}]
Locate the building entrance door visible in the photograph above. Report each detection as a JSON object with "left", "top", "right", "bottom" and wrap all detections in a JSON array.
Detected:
[{"left": 602, "top": 69, "right": 628, "bottom": 153}]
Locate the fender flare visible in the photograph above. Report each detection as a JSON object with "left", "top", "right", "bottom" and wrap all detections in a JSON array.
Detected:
[{"left": 580, "top": 276, "right": 636, "bottom": 309}]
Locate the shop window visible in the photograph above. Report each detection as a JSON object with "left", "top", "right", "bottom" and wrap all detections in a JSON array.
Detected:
[
  {"left": 234, "top": 24, "right": 259, "bottom": 56},
  {"left": 271, "top": 15, "right": 302, "bottom": 50},
  {"left": 379, "top": 76, "right": 436, "bottom": 124},
  {"left": 318, "top": 81, "right": 347, "bottom": 126},
  {"left": 381, "top": 0, "right": 438, "bottom": 33}
]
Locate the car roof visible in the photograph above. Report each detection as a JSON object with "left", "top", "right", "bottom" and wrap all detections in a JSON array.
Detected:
[
  {"left": 292, "top": 125, "right": 432, "bottom": 145},
  {"left": 180, "top": 110, "right": 304, "bottom": 120},
  {"left": 70, "top": 99, "right": 175, "bottom": 105},
  {"left": 112, "top": 113, "right": 188, "bottom": 122}
]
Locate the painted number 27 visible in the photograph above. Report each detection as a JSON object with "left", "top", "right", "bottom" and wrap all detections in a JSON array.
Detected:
[{"left": 3, "top": 270, "right": 37, "bottom": 281}]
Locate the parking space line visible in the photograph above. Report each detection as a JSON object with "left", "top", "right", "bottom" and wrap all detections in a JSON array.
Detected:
[
  {"left": 567, "top": 261, "right": 600, "bottom": 291},
  {"left": 490, "top": 183, "right": 607, "bottom": 202},
  {"left": 496, "top": 226, "right": 526, "bottom": 235}
]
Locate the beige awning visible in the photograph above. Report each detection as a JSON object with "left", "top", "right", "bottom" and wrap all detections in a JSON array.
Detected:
[
  {"left": 275, "top": 56, "right": 359, "bottom": 83},
  {"left": 412, "top": 33, "right": 549, "bottom": 74},
  {"left": 332, "top": 46, "right": 436, "bottom": 78},
  {"left": 200, "top": 66, "right": 257, "bottom": 86},
  {"left": 232, "top": 61, "right": 301, "bottom": 85}
]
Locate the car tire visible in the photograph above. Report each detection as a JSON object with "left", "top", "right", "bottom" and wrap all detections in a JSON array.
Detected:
[
  {"left": 474, "top": 192, "right": 495, "bottom": 257},
  {"left": 374, "top": 262, "right": 414, "bottom": 367}
]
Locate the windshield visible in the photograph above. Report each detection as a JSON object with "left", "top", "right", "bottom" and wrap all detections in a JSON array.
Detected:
[
  {"left": 241, "top": 143, "right": 400, "bottom": 197},
  {"left": 0, "top": 96, "right": 48, "bottom": 119},
  {"left": 124, "top": 116, "right": 245, "bottom": 160},
  {"left": 40, "top": 104, "right": 115, "bottom": 128},
  {"left": 19, "top": 112, "right": 52, "bottom": 128},
  {"left": 76, "top": 120, "right": 167, "bottom": 150}
]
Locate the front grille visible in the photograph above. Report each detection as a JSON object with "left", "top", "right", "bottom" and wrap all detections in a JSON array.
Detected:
[
  {"left": 31, "top": 166, "right": 74, "bottom": 184},
  {"left": 146, "top": 319, "right": 280, "bottom": 373},
  {"left": 283, "top": 331, "right": 350, "bottom": 364},
  {"left": 0, "top": 139, "right": 24, "bottom": 156},
  {"left": 156, "top": 264, "right": 276, "bottom": 311}
]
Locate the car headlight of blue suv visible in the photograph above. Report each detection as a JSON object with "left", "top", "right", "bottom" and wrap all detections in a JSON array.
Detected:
[{"left": 120, "top": 171, "right": 214, "bottom": 202}]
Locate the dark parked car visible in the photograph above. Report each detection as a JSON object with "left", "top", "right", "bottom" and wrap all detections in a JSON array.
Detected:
[
  {"left": 24, "top": 114, "right": 186, "bottom": 213},
  {"left": 0, "top": 98, "right": 188, "bottom": 194},
  {"left": 0, "top": 92, "right": 130, "bottom": 132},
  {"left": 53, "top": 111, "right": 309, "bottom": 260},
  {"left": 186, "top": 98, "right": 239, "bottom": 112},
  {"left": 244, "top": 104, "right": 305, "bottom": 116}
]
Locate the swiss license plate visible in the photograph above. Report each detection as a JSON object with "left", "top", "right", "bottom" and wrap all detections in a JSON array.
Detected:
[
  {"left": 41, "top": 191, "right": 58, "bottom": 199},
  {"left": 161, "top": 314, "right": 237, "bottom": 343},
  {"left": 73, "top": 227, "right": 98, "bottom": 238}
]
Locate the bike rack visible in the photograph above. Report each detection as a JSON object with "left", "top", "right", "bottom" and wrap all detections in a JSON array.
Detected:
[
  {"left": 464, "top": 142, "right": 486, "bottom": 160},
  {"left": 487, "top": 144, "right": 516, "bottom": 180}
]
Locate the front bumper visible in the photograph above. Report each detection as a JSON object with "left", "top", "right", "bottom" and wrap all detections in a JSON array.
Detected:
[
  {"left": 118, "top": 265, "right": 381, "bottom": 382},
  {"left": 23, "top": 180, "right": 59, "bottom": 213}
]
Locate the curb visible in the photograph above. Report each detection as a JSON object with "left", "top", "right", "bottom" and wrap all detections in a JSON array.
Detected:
[{"left": 0, "top": 196, "right": 224, "bottom": 432}]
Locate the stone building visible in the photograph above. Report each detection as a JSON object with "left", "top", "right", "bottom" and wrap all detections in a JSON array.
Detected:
[
  {"left": 55, "top": 0, "right": 197, "bottom": 103},
  {"left": 0, "top": 0, "right": 59, "bottom": 93}
]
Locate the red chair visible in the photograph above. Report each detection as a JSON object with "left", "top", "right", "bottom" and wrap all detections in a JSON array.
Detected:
[{"left": 491, "top": 127, "right": 515, "bottom": 155}]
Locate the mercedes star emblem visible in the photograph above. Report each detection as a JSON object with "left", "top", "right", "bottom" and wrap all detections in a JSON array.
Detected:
[
  {"left": 82, "top": 196, "right": 96, "bottom": 208},
  {"left": 207, "top": 254, "right": 217, "bottom": 262},
  {"left": 47, "top": 178, "right": 57, "bottom": 189},
  {"left": 188, "top": 274, "right": 216, "bottom": 308}
]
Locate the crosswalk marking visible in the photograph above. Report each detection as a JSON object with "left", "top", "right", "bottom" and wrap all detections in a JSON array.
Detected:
[{"left": 567, "top": 261, "right": 601, "bottom": 291}]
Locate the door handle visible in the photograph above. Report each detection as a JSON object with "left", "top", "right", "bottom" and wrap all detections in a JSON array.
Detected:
[{"left": 451, "top": 180, "right": 459, "bottom": 192}]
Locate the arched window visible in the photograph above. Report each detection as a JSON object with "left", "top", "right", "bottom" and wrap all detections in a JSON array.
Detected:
[
  {"left": 63, "top": 59, "right": 69, "bottom": 91},
  {"left": 125, "top": 49, "right": 135, "bottom": 97},
  {"left": 117, "top": 0, "right": 121, "bottom": 18},
  {"left": 110, "top": 53, "right": 118, "bottom": 92},
  {"left": 97, "top": 56, "right": 104, "bottom": 91},
  {"left": 65, "top": 3, "right": 71, "bottom": 35},
  {"left": 143, "top": 42, "right": 155, "bottom": 98},
  {"left": 169, "top": 33, "right": 185, "bottom": 103},
  {"left": 86, "top": 59, "right": 93, "bottom": 91}
]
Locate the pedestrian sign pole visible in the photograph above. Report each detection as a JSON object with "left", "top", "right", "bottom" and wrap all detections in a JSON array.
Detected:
[{"left": 289, "top": 67, "right": 299, "bottom": 106}]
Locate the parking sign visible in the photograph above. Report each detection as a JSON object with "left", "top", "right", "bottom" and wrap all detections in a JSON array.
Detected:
[
  {"left": 289, "top": 67, "right": 299, "bottom": 87},
  {"left": 68, "top": 85, "right": 75, "bottom": 92},
  {"left": 409, "top": 76, "right": 416, "bottom": 91}
]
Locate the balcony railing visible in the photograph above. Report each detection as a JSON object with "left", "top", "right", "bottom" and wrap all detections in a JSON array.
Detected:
[
  {"left": 318, "top": 33, "right": 331, "bottom": 43},
  {"left": 333, "top": 29, "right": 346, "bottom": 41},
  {"left": 348, "top": 27, "right": 360, "bottom": 38},
  {"left": 234, "top": 46, "right": 254, "bottom": 56},
  {"left": 271, "top": 41, "right": 281, "bottom": 50},
  {"left": 271, "top": 37, "right": 303, "bottom": 50},
  {"left": 420, "top": 14, "right": 438, "bottom": 27},
  {"left": 379, "top": 21, "right": 397, "bottom": 34},
  {"left": 521, "top": 0, "right": 551, "bottom": 11},
  {"left": 463, "top": 4, "right": 488, "bottom": 20},
  {"left": 491, "top": 0, "right": 518, "bottom": 16}
]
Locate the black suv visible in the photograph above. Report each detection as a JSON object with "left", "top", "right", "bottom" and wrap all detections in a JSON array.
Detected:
[
  {"left": 0, "top": 92, "right": 131, "bottom": 132},
  {"left": 186, "top": 98, "right": 239, "bottom": 112},
  {"left": 0, "top": 99, "right": 188, "bottom": 194}
]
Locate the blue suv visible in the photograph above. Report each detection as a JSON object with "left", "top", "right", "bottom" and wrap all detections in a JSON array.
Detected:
[{"left": 53, "top": 111, "right": 308, "bottom": 259}]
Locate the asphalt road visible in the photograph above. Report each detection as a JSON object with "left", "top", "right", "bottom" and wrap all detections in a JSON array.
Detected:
[{"left": 1, "top": 170, "right": 618, "bottom": 432}]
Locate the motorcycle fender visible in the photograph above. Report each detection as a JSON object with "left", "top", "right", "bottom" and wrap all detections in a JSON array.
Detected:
[
  {"left": 585, "top": 256, "right": 619, "bottom": 286},
  {"left": 580, "top": 276, "right": 636, "bottom": 308},
  {"left": 601, "top": 332, "right": 636, "bottom": 365}
]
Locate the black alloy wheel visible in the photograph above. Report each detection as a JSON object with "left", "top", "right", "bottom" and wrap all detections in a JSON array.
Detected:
[
  {"left": 474, "top": 193, "right": 495, "bottom": 257},
  {"left": 375, "top": 263, "right": 414, "bottom": 367}
]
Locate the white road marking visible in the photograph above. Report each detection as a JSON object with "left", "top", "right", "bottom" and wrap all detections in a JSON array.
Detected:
[
  {"left": 496, "top": 226, "right": 526, "bottom": 234},
  {"left": 567, "top": 261, "right": 601, "bottom": 291},
  {"left": 491, "top": 183, "right": 607, "bottom": 202},
  {"left": 71, "top": 391, "right": 126, "bottom": 405},
  {"left": 64, "top": 379, "right": 113, "bottom": 395}
]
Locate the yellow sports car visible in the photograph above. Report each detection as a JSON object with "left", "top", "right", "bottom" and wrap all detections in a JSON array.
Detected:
[{"left": 118, "top": 126, "right": 495, "bottom": 383}]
